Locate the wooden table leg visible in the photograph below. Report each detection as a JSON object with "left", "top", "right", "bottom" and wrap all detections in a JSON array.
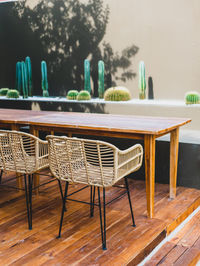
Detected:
[
  {"left": 30, "top": 126, "right": 40, "bottom": 194},
  {"left": 170, "top": 128, "right": 179, "bottom": 199},
  {"left": 144, "top": 135, "right": 156, "bottom": 218},
  {"left": 11, "top": 124, "right": 23, "bottom": 191}
]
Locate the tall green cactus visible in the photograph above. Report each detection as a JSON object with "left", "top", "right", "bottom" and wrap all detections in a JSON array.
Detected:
[
  {"left": 15, "top": 62, "right": 22, "bottom": 94},
  {"left": 21, "top": 61, "right": 28, "bottom": 98},
  {"left": 41, "top": 60, "right": 49, "bottom": 97},
  {"left": 98, "top": 60, "right": 105, "bottom": 98},
  {"left": 84, "top": 59, "right": 91, "bottom": 93},
  {"left": 25, "top": 56, "right": 32, "bottom": 96},
  {"left": 139, "top": 61, "right": 146, "bottom": 99}
]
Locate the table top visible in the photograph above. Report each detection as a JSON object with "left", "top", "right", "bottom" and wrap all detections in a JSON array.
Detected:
[{"left": 0, "top": 109, "right": 191, "bottom": 135}]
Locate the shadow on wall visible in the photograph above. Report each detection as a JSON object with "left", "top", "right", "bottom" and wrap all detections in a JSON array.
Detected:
[
  {"left": 0, "top": 97, "right": 107, "bottom": 114},
  {"left": 0, "top": 0, "right": 139, "bottom": 97},
  {"left": 33, "top": 101, "right": 108, "bottom": 114}
]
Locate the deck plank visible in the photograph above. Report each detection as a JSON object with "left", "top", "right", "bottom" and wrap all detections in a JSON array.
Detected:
[
  {"left": 144, "top": 210, "right": 200, "bottom": 266},
  {"left": 0, "top": 173, "right": 200, "bottom": 265}
]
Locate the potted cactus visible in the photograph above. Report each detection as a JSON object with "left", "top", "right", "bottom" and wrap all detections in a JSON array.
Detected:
[
  {"left": 139, "top": 61, "right": 146, "bottom": 99},
  {"left": 15, "top": 57, "right": 32, "bottom": 98},
  {"left": 25, "top": 56, "right": 33, "bottom": 96},
  {"left": 185, "top": 91, "right": 200, "bottom": 104},
  {"left": 41, "top": 60, "right": 49, "bottom": 97},
  {"left": 67, "top": 90, "right": 79, "bottom": 100},
  {"left": 104, "top": 86, "right": 131, "bottom": 101},
  {"left": 6, "top": 89, "right": 19, "bottom": 99},
  {"left": 98, "top": 60, "right": 105, "bottom": 99},
  {"left": 15, "top": 62, "right": 22, "bottom": 94},
  {"left": 21, "top": 61, "right": 29, "bottom": 98},
  {"left": 0, "top": 88, "right": 9, "bottom": 96},
  {"left": 77, "top": 90, "right": 91, "bottom": 100},
  {"left": 84, "top": 59, "right": 91, "bottom": 94}
]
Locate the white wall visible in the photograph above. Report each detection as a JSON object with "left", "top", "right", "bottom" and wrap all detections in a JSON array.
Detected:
[
  {"left": 29, "top": 0, "right": 200, "bottom": 100},
  {"left": 103, "top": 0, "right": 200, "bottom": 99}
]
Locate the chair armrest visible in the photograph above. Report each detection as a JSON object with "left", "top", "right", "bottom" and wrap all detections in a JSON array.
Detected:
[
  {"left": 117, "top": 144, "right": 143, "bottom": 170},
  {"left": 38, "top": 140, "right": 48, "bottom": 159},
  {"left": 118, "top": 144, "right": 143, "bottom": 156}
]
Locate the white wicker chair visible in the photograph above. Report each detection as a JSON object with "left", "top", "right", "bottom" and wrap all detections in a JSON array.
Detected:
[
  {"left": 47, "top": 135, "right": 143, "bottom": 250},
  {"left": 0, "top": 130, "right": 49, "bottom": 229}
]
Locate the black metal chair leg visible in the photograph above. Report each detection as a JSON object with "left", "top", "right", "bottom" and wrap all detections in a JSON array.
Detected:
[
  {"left": 28, "top": 174, "right": 33, "bottom": 230},
  {"left": 90, "top": 186, "right": 96, "bottom": 217},
  {"left": 98, "top": 187, "right": 107, "bottom": 250},
  {"left": 103, "top": 188, "right": 106, "bottom": 250},
  {"left": 0, "top": 169, "right": 3, "bottom": 184},
  {"left": 57, "top": 181, "right": 68, "bottom": 238},
  {"left": 124, "top": 177, "right": 136, "bottom": 227},
  {"left": 24, "top": 174, "right": 31, "bottom": 230},
  {"left": 57, "top": 179, "right": 66, "bottom": 211}
]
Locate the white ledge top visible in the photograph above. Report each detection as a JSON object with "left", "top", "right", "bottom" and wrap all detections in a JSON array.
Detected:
[{"left": 0, "top": 96, "right": 197, "bottom": 107}]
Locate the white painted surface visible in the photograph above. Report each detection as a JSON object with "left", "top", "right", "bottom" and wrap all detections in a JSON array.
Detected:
[
  {"left": 103, "top": 0, "right": 200, "bottom": 100},
  {"left": 26, "top": 0, "right": 200, "bottom": 100}
]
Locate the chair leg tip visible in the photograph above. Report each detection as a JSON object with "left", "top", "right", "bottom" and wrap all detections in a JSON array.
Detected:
[
  {"left": 56, "top": 235, "right": 61, "bottom": 239},
  {"left": 132, "top": 224, "right": 136, "bottom": 227},
  {"left": 103, "top": 247, "right": 107, "bottom": 250},
  {"left": 29, "top": 225, "right": 32, "bottom": 230}
]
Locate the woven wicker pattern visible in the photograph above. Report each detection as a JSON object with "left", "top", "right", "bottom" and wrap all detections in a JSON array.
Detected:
[
  {"left": 0, "top": 130, "right": 48, "bottom": 174},
  {"left": 47, "top": 136, "right": 143, "bottom": 187}
]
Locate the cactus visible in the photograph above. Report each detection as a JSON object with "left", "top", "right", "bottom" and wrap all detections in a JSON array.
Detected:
[
  {"left": 41, "top": 60, "right": 49, "bottom": 97},
  {"left": 21, "top": 61, "right": 28, "bottom": 98},
  {"left": 84, "top": 59, "right": 91, "bottom": 93},
  {"left": 104, "top": 87, "right": 131, "bottom": 101},
  {"left": 67, "top": 90, "right": 79, "bottom": 100},
  {"left": 77, "top": 90, "right": 91, "bottom": 100},
  {"left": 0, "top": 88, "right": 9, "bottom": 96},
  {"left": 15, "top": 62, "right": 22, "bottom": 94},
  {"left": 15, "top": 57, "right": 32, "bottom": 97},
  {"left": 185, "top": 91, "right": 200, "bottom": 104},
  {"left": 98, "top": 60, "right": 105, "bottom": 98},
  {"left": 6, "top": 89, "right": 19, "bottom": 99},
  {"left": 25, "top": 56, "right": 32, "bottom": 96},
  {"left": 139, "top": 61, "right": 146, "bottom": 99},
  {"left": 148, "top": 76, "right": 154, "bottom": 99}
]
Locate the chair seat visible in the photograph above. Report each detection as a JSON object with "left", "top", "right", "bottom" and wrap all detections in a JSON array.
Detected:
[
  {"left": 0, "top": 154, "right": 49, "bottom": 174},
  {"left": 52, "top": 162, "right": 114, "bottom": 187}
]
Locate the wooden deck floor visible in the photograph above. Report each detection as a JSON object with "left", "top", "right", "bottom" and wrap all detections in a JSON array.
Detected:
[
  {"left": 144, "top": 210, "right": 200, "bottom": 266},
  {"left": 0, "top": 173, "right": 200, "bottom": 266}
]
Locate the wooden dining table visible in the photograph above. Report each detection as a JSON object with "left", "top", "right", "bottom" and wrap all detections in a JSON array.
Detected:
[{"left": 0, "top": 108, "right": 191, "bottom": 218}]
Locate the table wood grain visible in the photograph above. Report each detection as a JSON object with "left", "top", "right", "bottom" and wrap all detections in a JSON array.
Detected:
[{"left": 0, "top": 108, "right": 191, "bottom": 217}]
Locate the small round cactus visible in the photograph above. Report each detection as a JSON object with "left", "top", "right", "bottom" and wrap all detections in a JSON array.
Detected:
[
  {"left": 77, "top": 90, "right": 91, "bottom": 100},
  {"left": 104, "top": 87, "right": 131, "bottom": 101},
  {"left": 6, "top": 89, "right": 19, "bottom": 99},
  {"left": 0, "top": 88, "right": 9, "bottom": 96},
  {"left": 67, "top": 90, "right": 79, "bottom": 100},
  {"left": 185, "top": 91, "right": 200, "bottom": 104}
]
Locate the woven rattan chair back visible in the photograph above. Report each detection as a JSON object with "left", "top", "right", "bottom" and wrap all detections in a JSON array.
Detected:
[
  {"left": 0, "top": 130, "right": 48, "bottom": 174},
  {"left": 47, "top": 135, "right": 143, "bottom": 187}
]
